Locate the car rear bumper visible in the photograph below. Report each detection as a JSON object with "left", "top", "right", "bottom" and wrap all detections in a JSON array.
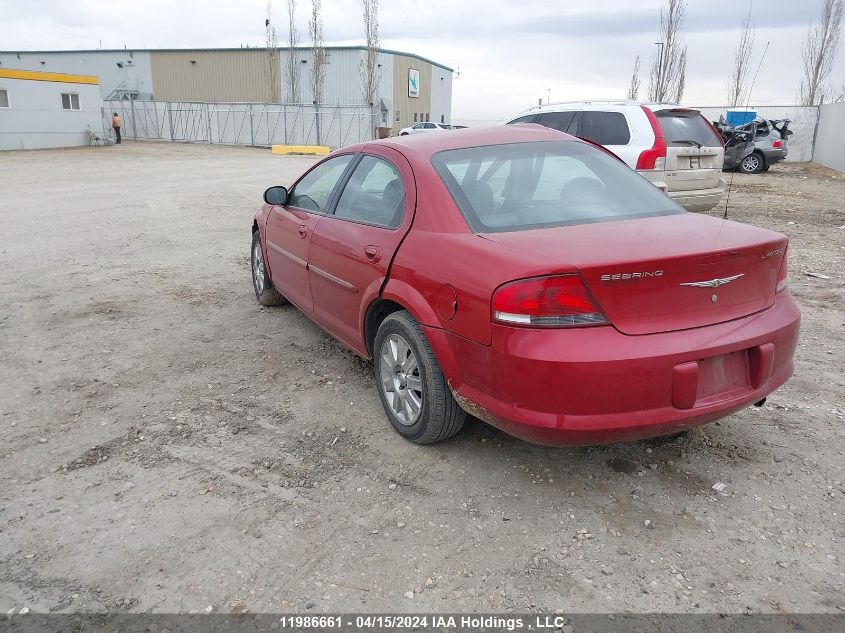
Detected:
[
  {"left": 430, "top": 292, "right": 800, "bottom": 446},
  {"left": 666, "top": 179, "right": 726, "bottom": 213},
  {"left": 763, "top": 148, "right": 788, "bottom": 165}
]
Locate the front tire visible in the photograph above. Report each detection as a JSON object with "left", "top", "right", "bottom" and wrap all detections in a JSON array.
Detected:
[
  {"left": 739, "top": 152, "right": 765, "bottom": 174},
  {"left": 374, "top": 311, "right": 466, "bottom": 444},
  {"left": 251, "top": 231, "right": 286, "bottom": 306}
]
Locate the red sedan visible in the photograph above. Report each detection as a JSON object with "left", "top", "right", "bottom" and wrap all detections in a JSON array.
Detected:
[{"left": 250, "top": 125, "right": 799, "bottom": 446}]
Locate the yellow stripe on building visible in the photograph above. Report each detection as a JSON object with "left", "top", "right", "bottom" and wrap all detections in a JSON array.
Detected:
[{"left": 0, "top": 68, "right": 99, "bottom": 85}]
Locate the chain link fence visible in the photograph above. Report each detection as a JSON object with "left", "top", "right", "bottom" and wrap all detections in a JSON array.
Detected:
[{"left": 102, "top": 100, "right": 380, "bottom": 150}]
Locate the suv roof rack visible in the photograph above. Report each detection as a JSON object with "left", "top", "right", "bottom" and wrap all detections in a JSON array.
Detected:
[{"left": 522, "top": 99, "right": 681, "bottom": 113}]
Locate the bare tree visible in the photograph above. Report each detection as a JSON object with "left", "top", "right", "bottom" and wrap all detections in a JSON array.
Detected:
[
  {"left": 728, "top": 2, "right": 755, "bottom": 106},
  {"left": 284, "top": 0, "right": 300, "bottom": 104},
  {"left": 647, "top": 0, "right": 687, "bottom": 102},
  {"left": 265, "top": 1, "right": 280, "bottom": 102},
  {"left": 673, "top": 47, "right": 687, "bottom": 102},
  {"left": 361, "top": 0, "right": 380, "bottom": 106},
  {"left": 627, "top": 55, "right": 641, "bottom": 100},
  {"left": 308, "top": 0, "right": 326, "bottom": 104},
  {"left": 800, "top": 0, "right": 843, "bottom": 105}
]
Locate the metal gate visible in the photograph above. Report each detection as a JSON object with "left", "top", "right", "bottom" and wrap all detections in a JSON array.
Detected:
[{"left": 102, "top": 99, "right": 379, "bottom": 150}]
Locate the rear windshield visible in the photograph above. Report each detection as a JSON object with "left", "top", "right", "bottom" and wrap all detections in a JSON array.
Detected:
[
  {"left": 431, "top": 140, "right": 683, "bottom": 233},
  {"left": 655, "top": 110, "right": 723, "bottom": 148}
]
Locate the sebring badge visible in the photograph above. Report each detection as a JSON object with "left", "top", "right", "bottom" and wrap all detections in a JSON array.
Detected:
[{"left": 680, "top": 273, "right": 744, "bottom": 288}]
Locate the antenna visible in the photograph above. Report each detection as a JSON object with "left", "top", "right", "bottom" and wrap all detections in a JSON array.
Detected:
[{"left": 723, "top": 40, "right": 770, "bottom": 219}]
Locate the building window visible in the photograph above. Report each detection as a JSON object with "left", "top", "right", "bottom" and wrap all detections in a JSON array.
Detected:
[
  {"left": 425, "top": 113, "right": 430, "bottom": 122},
  {"left": 413, "top": 112, "right": 418, "bottom": 123},
  {"left": 61, "top": 93, "right": 80, "bottom": 111},
  {"left": 440, "top": 115, "right": 445, "bottom": 123},
  {"left": 395, "top": 110, "right": 400, "bottom": 123},
  {"left": 0, "top": 89, "right": 9, "bottom": 108}
]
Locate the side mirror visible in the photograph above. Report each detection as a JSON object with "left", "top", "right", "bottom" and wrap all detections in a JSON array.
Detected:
[{"left": 263, "top": 186, "right": 288, "bottom": 206}]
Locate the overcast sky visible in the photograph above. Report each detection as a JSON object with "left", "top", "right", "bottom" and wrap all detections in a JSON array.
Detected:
[{"left": 2, "top": 0, "right": 843, "bottom": 118}]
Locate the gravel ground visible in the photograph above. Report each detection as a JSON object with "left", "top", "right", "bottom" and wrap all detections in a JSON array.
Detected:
[{"left": 0, "top": 142, "right": 842, "bottom": 615}]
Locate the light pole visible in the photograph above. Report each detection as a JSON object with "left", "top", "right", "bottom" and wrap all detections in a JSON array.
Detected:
[{"left": 654, "top": 41, "right": 664, "bottom": 100}]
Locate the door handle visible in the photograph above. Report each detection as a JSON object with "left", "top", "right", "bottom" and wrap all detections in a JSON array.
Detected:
[
  {"left": 298, "top": 225, "right": 308, "bottom": 238},
  {"left": 364, "top": 245, "right": 383, "bottom": 263}
]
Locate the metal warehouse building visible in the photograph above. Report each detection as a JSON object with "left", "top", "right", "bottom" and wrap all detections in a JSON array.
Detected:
[
  {"left": 0, "top": 47, "right": 453, "bottom": 134},
  {"left": 0, "top": 68, "right": 102, "bottom": 150}
]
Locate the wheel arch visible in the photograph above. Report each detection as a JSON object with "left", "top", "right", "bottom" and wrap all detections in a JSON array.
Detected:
[{"left": 365, "top": 281, "right": 463, "bottom": 390}]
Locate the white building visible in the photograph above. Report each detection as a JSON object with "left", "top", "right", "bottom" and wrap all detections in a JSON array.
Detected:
[
  {"left": 0, "top": 47, "right": 453, "bottom": 134},
  {"left": 0, "top": 68, "right": 102, "bottom": 150}
]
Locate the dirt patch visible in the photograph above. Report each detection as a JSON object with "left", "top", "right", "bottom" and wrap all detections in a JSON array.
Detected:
[{"left": 1, "top": 143, "right": 842, "bottom": 615}]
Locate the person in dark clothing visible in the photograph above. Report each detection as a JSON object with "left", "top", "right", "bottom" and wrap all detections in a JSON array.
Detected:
[{"left": 112, "top": 112, "right": 122, "bottom": 144}]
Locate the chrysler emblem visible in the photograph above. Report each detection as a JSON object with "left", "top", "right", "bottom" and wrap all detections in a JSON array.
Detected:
[{"left": 680, "top": 274, "right": 744, "bottom": 288}]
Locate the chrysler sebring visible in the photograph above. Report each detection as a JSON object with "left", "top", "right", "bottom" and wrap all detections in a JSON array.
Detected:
[{"left": 250, "top": 125, "right": 799, "bottom": 445}]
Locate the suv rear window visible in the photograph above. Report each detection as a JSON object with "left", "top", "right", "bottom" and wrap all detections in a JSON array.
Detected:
[
  {"left": 655, "top": 109, "right": 723, "bottom": 148},
  {"left": 431, "top": 140, "right": 682, "bottom": 233}
]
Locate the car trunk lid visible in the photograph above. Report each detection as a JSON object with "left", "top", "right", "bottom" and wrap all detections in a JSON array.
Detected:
[{"left": 480, "top": 213, "right": 787, "bottom": 335}]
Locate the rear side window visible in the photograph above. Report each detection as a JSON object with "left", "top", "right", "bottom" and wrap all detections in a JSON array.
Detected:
[
  {"left": 334, "top": 156, "right": 405, "bottom": 228},
  {"left": 537, "top": 111, "right": 578, "bottom": 134},
  {"left": 432, "top": 140, "right": 682, "bottom": 233},
  {"left": 579, "top": 111, "right": 630, "bottom": 145},
  {"left": 655, "top": 110, "right": 723, "bottom": 148}
]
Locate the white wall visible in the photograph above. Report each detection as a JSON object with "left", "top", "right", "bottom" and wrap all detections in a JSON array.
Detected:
[
  {"left": 0, "top": 50, "right": 154, "bottom": 99},
  {"left": 812, "top": 102, "right": 845, "bottom": 173},
  {"left": 0, "top": 78, "right": 102, "bottom": 150},
  {"left": 430, "top": 65, "right": 453, "bottom": 125}
]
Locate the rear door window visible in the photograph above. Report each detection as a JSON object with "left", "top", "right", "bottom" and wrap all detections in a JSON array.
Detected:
[
  {"left": 655, "top": 110, "right": 723, "bottom": 148},
  {"left": 537, "top": 111, "right": 578, "bottom": 134},
  {"left": 333, "top": 156, "right": 405, "bottom": 228},
  {"left": 579, "top": 111, "right": 631, "bottom": 145}
]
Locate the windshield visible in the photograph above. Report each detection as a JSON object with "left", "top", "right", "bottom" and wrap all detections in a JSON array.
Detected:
[{"left": 431, "top": 140, "right": 683, "bottom": 233}]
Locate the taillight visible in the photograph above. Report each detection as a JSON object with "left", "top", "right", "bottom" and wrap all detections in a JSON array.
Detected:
[
  {"left": 636, "top": 106, "right": 667, "bottom": 170},
  {"left": 772, "top": 139, "right": 784, "bottom": 149},
  {"left": 776, "top": 248, "right": 788, "bottom": 293},
  {"left": 492, "top": 275, "right": 608, "bottom": 327}
]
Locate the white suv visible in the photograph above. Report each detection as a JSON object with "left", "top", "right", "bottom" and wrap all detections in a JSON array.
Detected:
[{"left": 506, "top": 101, "right": 726, "bottom": 213}]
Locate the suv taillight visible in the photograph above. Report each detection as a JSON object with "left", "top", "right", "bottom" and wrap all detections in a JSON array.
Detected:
[
  {"left": 636, "top": 106, "right": 667, "bottom": 170},
  {"left": 776, "top": 248, "right": 788, "bottom": 293},
  {"left": 772, "top": 139, "right": 784, "bottom": 149},
  {"left": 492, "top": 275, "right": 608, "bottom": 327}
]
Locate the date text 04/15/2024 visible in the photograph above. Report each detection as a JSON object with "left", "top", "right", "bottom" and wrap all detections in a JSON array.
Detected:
[{"left": 277, "top": 615, "right": 574, "bottom": 630}]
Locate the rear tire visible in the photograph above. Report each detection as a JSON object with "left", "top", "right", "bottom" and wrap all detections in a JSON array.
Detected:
[
  {"left": 374, "top": 311, "right": 466, "bottom": 444},
  {"left": 251, "top": 231, "right": 286, "bottom": 306},
  {"left": 739, "top": 152, "right": 765, "bottom": 174}
]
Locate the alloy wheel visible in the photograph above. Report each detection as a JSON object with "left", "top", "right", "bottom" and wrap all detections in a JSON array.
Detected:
[
  {"left": 741, "top": 154, "right": 760, "bottom": 172},
  {"left": 379, "top": 334, "right": 423, "bottom": 426},
  {"left": 252, "top": 240, "right": 265, "bottom": 295}
]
